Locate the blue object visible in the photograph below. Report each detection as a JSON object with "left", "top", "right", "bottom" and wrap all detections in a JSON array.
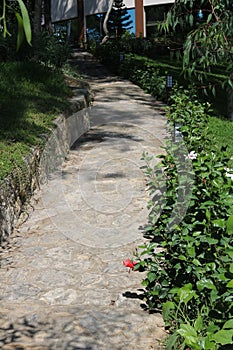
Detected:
[
  {"left": 197, "top": 10, "right": 204, "bottom": 20},
  {"left": 167, "top": 75, "right": 173, "bottom": 88}
]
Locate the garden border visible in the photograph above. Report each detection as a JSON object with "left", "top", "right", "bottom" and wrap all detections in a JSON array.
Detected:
[{"left": 0, "top": 83, "right": 93, "bottom": 245}]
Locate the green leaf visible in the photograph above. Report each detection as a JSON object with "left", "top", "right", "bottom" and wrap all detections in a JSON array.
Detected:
[
  {"left": 223, "top": 319, "right": 233, "bottom": 329},
  {"left": 189, "top": 14, "right": 194, "bottom": 27},
  {"left": 15, "top": 12, "right": 24, "bottom": 52},
  {"left": 212, "top": 219, "right": 225, "bottom": 229},
  {"left": 147, "top": 272, "right": 157, "bottom": 283},
  {"left": 227, "top": 215, "right": 233, "bottom": 235},
  {"left": 193, "top": 258, "right": 202, "bottom": 266},
  {"left": 17, "top": 0, "right": 32, "bottom": 45},
  {"left": 226, "top": 279, "right": 233, "bottom": 288},
  {"left": 203, "top": 335, "right": 217, "bottom": 350},
  {"left": 194, "top": 314, "right": 203, "bottom": 332},
  {"left": 207, "top": 13, "right": 212, "bottom": 24},
  {"left": 197, "top": 278, "right": 216, "bottom": 291},
  {"left": 200, "top": 236, "right": 218, "bottom": 245},
  {"left": 178, "top": 323, "right": 197, "bottom": 338},
  {"left": 206, "top": 209, "right": 211, "bottom": 221},
  {"left": 177, "top": 324, "right": 200, "bottom": 348},
  {"left": 166, "top": 331, "right": 179, "bottom": 350},
  {"left": 226, "top": 249, "right": 233, "bottom": 259},
  {"left": 178, "top": 254, "right": 186, "bottom": 261},
  {"left": 177, "top": 284, "right": 197, "bottom": 304},
  {"left": 211, "top": 329, "right": 233, "bottom": 345},
  {"left": 162, "top": 301, "right": 175, "bottom": 320},
  {"left": 207, "top": 323, "right": 219, "bottom": 334}
]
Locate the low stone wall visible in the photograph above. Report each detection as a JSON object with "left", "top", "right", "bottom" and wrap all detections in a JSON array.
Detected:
[{"left": 0, "top": 86, "right": 92, "bottom": 244}]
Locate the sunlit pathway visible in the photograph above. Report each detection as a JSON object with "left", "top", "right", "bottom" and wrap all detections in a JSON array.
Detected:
[{"left": 0, "top": 51, "right": 167, "bottom": 349}]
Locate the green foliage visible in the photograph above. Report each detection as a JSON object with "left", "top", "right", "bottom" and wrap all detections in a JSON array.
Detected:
[
  {"left": 108, "top": 0, "right": 133, "bottom": 38},
  {"left": 0, "top": 0, "right": 31, "bottom": 48},
  {"left": 16, "top": 0, "right": 31, "bottom": 49},
  {"left": 134, "top": 88, "right": 233, "bottom": 349},
  {"left": 159, "top": 0, "right": 233, "bottom": 93},
  {"left": 95, "top": 40, "right": 229, "bottom": 115},
  {"left": 208, "top": 116, "right": 233, "bottom": 166},
  {"left": 0, "top": 28, "right": 71, "bottom": 69},
  {"left": 32, "top": 30, "right": 71, "bottom": 68}
]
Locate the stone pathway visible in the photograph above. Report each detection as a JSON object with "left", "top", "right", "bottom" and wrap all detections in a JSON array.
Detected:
[{"left": 0, "top": 51, "right": 167, "bottom": 349}]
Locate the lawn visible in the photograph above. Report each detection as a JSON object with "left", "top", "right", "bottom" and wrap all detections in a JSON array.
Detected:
[
  {"left": 0, "top": 61, "right": 71, "bottom": 183},
  {"left": 208, "top": 115, "right": 233, "bottom": 166}
]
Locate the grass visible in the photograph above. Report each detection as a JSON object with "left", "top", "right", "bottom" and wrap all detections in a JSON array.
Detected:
[
  {"left": 208, "top": 115, "right": 233, "bottom": 166},
  {"left": 155, "top": 56, "right": 233, "bottom": 161},
  {"left": 125, "top": 53, "right": 229, "bottom": 116},
  {"left": 0, "top": 61, "right": 72, "bottom": 183}
]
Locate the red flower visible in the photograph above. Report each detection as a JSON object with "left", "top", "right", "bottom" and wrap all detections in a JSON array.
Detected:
[{"left": 123, "top": 259, "right": 137, "bottom": 269}]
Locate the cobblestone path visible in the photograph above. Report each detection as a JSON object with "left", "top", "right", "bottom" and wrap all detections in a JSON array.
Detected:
[{"left": 0, "top": 51, "right": 167, "bottom": 349}]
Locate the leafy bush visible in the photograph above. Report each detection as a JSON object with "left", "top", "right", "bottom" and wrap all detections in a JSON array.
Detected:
[
  {"left": 134, "top": 88, "right": 233, "bottom": 349},
  {"left": 31, "top": 30, "right": 71, "bottom": 68},
  {"left": 0, "top": 29, "right": 71, "bottom": 69}
]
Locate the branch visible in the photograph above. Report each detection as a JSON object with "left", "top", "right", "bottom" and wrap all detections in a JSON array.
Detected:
[{"left": 101, "top": 0, "right": 114, "bottom": 45}]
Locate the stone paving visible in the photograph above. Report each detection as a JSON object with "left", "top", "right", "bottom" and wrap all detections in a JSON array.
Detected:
[{"left": 0, "top": 51, "right": 167, "bottom": 349}]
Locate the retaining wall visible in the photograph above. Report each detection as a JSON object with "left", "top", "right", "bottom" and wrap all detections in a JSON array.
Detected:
[{"left": 0, "top": 86, "right": 92, "bottom": 244}]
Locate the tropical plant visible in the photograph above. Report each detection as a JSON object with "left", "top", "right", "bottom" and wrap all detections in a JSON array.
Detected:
[{"left": 0, "top": 0, "right": 31, "bottom": 50}]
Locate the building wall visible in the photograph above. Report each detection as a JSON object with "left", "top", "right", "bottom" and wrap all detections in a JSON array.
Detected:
[
  {"left": 84, "top": 0, "right": 173, "bottom": 15},
  {"left": 51, "top": 0, "right": 174, "bottom": 24},
  {"left": 51, "top": 0, "right": 77, "bottom": 23},
  {"left": 84, "top": 0, "right": 134, "bottom": 16},
  {"left": 144, "top": 0, "right": 174, "bottom": 6}
]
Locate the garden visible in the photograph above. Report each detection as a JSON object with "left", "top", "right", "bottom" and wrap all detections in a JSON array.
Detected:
[
  {"left": 92, "top": 1, "right": 233, "bottom": 349},
  {"left": 107, "top": 49, "right": 233, "bottom": 349},
  {"left": 0, "top": 0, "right": 233, "bottom": 349}
]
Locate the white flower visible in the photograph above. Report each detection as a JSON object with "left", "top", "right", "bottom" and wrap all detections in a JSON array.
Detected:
[
  {"left": 226, "top": 170, "right": 233, "bottom": 181},
  {"left": 187, "top": 151, "right": 197, "bottom": 160}
]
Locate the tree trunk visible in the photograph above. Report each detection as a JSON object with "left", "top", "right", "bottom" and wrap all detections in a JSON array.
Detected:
[
  {"left": 33, "top": 0, "right": 42, "bottom": 36},
  {"left": 44, "top": 0, "right": 52, "bottom": 33},
  {"left": 101, "top": 0, "right": 114, "bottom": 44},
  {"left": 77, "top": 0, "right": 84, "bottom": 46},
  {"left": 227, "top": 73, "right": 233, "bottom": 120},
  {"left": 135, "top": 0, "right": 144, "bottom": 37}
]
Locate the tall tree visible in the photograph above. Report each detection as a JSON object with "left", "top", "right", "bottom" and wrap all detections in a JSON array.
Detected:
[
  {"left": 159, "top": 0, "right": 233, "bottom": 119},
  {"left": 108, "top": 0, "right": 133, "bottom": 38},
  {"left": 44, "top": 0, "right": 52, "bottom": 33},
  {"left": 77, "top": 0, "right": 84, "bottom": 45},
  {"left": 33, "top": 0, "right": 42, "bottom": 36}
]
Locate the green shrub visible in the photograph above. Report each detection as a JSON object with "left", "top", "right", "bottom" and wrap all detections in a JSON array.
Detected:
[
  {"left": 0, "top": 29, "right": 71, "bottom": 69},
  {"left": 32, "top": 31, "right": 71, "bottom": 68},
  {"left": 134, "top": 88, "right": 233, "bottom": 349}
]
